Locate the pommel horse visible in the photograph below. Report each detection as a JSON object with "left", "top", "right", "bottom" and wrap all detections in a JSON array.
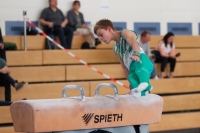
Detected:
[{"left": 10, "top": 83, "right": 163, "bottom": 133}]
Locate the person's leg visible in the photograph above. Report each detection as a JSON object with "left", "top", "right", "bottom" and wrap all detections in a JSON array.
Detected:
[
  {"left": 87, "top": 25, "right": 97, "bottom": 48},
  {"left": 0, "top": 73, "right": 10, "bottom": 102},
  {"left": 160, "top": 56, "right": 168, "bottom": 78},
  {"left": 133, "top": 125, "right": 140, "bottom": 133},
  {"left": 76, "top": 28, "right": 96, "bottom": 48},
  {"left": 64, "top": 26, "right": 73, "bottom": 49},
  {"left": 4, "top": 81, "right": 11, "bottom": 102},
  {"left": 44, "top": 27, "right": 53, "bottom": 35},
  {"left": 168, "top": 58, "right": 176, "bottom": 78},
  {"left": 0, "top": 73, "right": 28, "bottom": 91},
  {"left": 53, "top": 27, "right": 67, "bottom": 49},
  {"left": 150, "top": 60, "right": 157, "bottom": 79},
  {"left": 134, "top": 54, "right": 153, "bottom": 95},
  {"left": 128, "top": 61, "right": 141, "bottom": 97},
  {"left": 3, "top": 74, "right": 15, "bottom": 87},
  {"left": 88, "top": 34, "right": 96, "bottom": 48},
  {"left": 128, "top": 73, "right": 139, "bottom": 90},
  {"left": 139, "top": 124, "right": 149, "bottom": 133},
  {"left": 0, "top": 75, "right": 11, "bottom": 102}
]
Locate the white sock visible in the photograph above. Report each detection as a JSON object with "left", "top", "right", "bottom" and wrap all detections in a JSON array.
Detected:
[
  {"left": 137, "top": 82, "right": 148, "bottom": 92},
  {"left": 131, "top": 89, "right": 141, "bottom": 98},
  {"left": 132, "top": 91, "right": 141, "bottom": 98}
]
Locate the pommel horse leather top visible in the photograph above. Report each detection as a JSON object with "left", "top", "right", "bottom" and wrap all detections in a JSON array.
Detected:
[{"left": 10, "top": 84, "right": 163, "bottom": 133}]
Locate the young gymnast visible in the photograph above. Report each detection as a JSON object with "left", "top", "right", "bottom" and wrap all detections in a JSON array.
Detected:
[
  {"left": 94, "top": 19, "right": 153, "bottom": 98},
  {"left": 94, "top": 18, "right": 153, "bottom": 133}
]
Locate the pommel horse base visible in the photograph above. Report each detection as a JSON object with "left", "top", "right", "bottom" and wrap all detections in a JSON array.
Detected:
[{"left": 10, "top": 83, "right": 163, "bottom": 133}]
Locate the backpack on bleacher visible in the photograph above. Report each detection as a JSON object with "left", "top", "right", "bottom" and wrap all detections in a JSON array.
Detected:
[
  {"left": 4, "top": 42, "right": 17, "bottom": 50},
  {"left": 81, "top": 38, "right": 101, "bottom": 49},
  {"left": 81, "top": 41, "right": 90, "bottom": 49},
  {"left": 26, "top": 27, "right": 38, "bottom": 35}
]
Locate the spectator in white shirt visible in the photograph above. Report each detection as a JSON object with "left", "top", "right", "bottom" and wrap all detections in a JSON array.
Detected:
[{"left": 152, "top": 32, "right": 180, "bottom": 78}]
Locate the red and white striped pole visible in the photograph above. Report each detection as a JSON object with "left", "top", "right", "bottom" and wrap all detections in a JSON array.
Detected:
[{"left": 27, "top": 20, "right": 129, "bottom": 89}]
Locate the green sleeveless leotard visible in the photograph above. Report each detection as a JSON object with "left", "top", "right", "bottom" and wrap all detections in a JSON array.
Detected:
[{"left": 113, "top": 30, "right": 153, "bottom": 96}]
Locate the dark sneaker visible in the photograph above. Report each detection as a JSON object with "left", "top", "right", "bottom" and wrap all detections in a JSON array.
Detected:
[
  {"left": 15, "top": 82, "right": 28, "bottom": 91},
  {"left": 95, "top": 38, "right": 101, "bottom": 46}
]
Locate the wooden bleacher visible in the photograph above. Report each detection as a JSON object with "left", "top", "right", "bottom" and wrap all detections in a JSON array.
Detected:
[
  {"left": 96, "top": 36, "right": 200, "bottom": 49},
  {"left": 10, "top": 62, "right": 200, "bottom": 81},
  {"left": 150, "top": 112, "right": 200, "bottom": 132},
  {"left": 3, "top": 35, "right": 200, "bottom": 50},
  {"left": 9, "top": 66, "right": 66, "bottom": 82},
  {"left": 155, "top": 62, "right": 200, "bottom": 77},
  {"left": 67, "top": 62, "right": 200, "bottom": 81},
  {"left": 1, "top": 77, "right": 200, "bottom": 102},
  {"left": 0, "top": 106, "right": 11, "bottom": 124},
  {"left": 4, "top": 49, "right": 200, "bottom": 82},
  {"left": 89, "top": 77, "right": 200, "bottom": 95},
  {"left": 66, "top": 64, "right": 124, "bottom": 81},
  {"left": 21, "top": 36, "right": 46, "bottom": 50},
  {"left": 0, "top": 126, "right": 23, "bottom": 133},
  {"left": 1, "top": 35, "right": 200, "bottom": 133},
  {"left": 162, "top": 94, "right": 200, "bottom": 112},
  {"left": 3, "top": 35, "right": 93, "bottom": 50},
  {"left": 174, "top": 48, "right": 200, "bottom": 61},
  {"left": 42, "top": 49, "right": 119, "bottom": 65},
  {"left": 5, "top": 48, "right": 200, "bottom": 67},
  {"left": 150, "top": 36, "right": 200, "bottom": 48},
  {"left": 6, "top": 51, "right": 43, "bottom": 66}
]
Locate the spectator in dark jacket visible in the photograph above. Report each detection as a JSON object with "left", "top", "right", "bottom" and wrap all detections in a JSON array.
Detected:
[
  {"left": 39, "top": 0, "right": 73, "bottom": 49},
  {"left": 0, "top": 28, "right": 6, "bottom": 61}
]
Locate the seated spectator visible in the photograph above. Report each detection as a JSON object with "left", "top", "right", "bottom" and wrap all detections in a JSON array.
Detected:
[
  {"left": 0, "top": 28, "right": 27, "bottom": 102},
  {"left": 67, "top": 0, "right": 99, "bottom": 48},
  {"left": 0, "top": 28, "right": 6, "bottom": 60},
  {"left": 139, "top": 31, "right": 158, "bottom": 79},
  {"left": 152, "top": 32, "right": 180, "bottom": 78},
  {"left": 39, "top": 0, "right": 73, "bottom": 49}
]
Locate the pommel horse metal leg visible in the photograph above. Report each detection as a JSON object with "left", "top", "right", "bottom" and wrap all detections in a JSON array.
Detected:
[{"left": 10, "top": 83, "right": 163, "bottom": 133}]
